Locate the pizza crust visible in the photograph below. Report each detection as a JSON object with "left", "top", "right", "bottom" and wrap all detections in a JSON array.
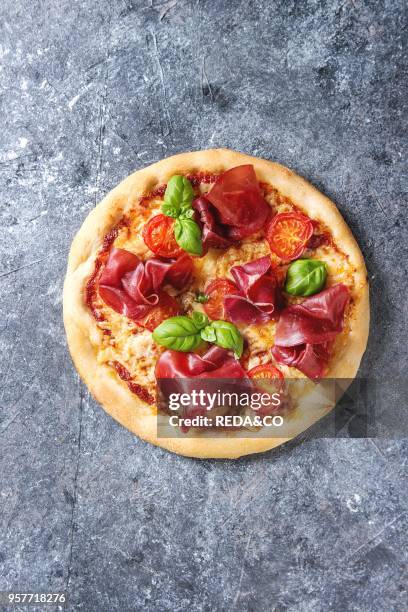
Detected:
[{"left": 63, "top": 148, "right": 369, "bottom": 459}]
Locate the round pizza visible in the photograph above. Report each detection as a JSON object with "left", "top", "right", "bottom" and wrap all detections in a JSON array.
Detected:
[{"left": 63, "top": 149, "right": 369, "bottom": 458}]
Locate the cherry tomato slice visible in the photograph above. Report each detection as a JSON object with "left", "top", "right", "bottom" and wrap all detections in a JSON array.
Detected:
[
  {"left": 248, "top": 363, "right": 285, "bottom": 399},
  {"left": 139, "top": 292, "right": 180, "bottom": 331},
  {"left": 143, "top": 214, "right": 183, "bottom": 258},
  {"left": 248, "top": 363, "right": 284, "bottom": 381},
  {"left": 266, "top": 212, "right": 313, "bottom": 261},
  {"left": 203, "top": 279, "right": 238, "bottom": 320}
]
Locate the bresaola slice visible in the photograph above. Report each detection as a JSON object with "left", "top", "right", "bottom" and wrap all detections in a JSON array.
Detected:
[
  {"left": 98, "top": 286, "right": 153, "bottom": 320},
  {"left": 272, "top": 284, "right": 350, "bottom": 379},
  {"left": 192, "top": 197, "right": 234, "bottom": 250},
  {"left": 155, "top": 345, "right": 247, "bottom": 379},
  {"left": 120, "top": 254, "right": 192, "bottom": 305},
  {"left": 99, "top": 248, "right": 192, "bottom": 326},
  {"left": 100, "top": 248, "right": 192, "bottom": 294},
  {"left": 205, "top": 165, "right": 271, "bottom": 239},
  {"left": 223, "top": 256, "right": 282, "bottom": 324},
  {"left": 99, "top": 248, "right": 139, "bottom": 286},
  {"left": 180, "top": 165, "right": 270, "bottom": 250},
  {"left": 155, "top": 346, "right": 248, "bottom": 429},
  {"left": 274, "top": 284, "right": 350, "bottom": 346},
  {"left": 272, "top": 343, "right": 330, "bottom": 380}
]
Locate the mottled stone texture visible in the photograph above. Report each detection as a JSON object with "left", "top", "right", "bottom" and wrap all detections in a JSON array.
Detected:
[{"left": 0, "top": 1, "right": 407, "bottom": 610}]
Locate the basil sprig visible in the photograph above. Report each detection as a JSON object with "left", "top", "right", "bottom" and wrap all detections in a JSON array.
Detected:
[
  {"left": 195, "top": 292, "right": 209, "bottom": 304},
  {"left": 162, "top": 175, "right": 202, "bottom": 256},
  {"left": 201, "top": 320, "right": 244, "bottom": 359},
  {"left": 152, "top": 315, "right": 203, "bottom": 352},
  {"left": 174, "top": 218, "right": 202, "bottom": 256},
  {"left": 152, "top": 312, "right": 243, "bottom": 358},
  {"left": 162, "top": 175, "right": 194, "bottom": 218},
  {"left": 285, "top": 258, "right": 327, "bottom": 296}
]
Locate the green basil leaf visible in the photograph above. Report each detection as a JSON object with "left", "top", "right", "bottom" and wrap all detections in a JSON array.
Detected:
[
  {"left": 174, "top": 218, "right": 203, "bottom": 256},
  {"left": 200, "top": 325, "right": 216, "bottom": 343},
  {"left": 195, "top": 292, "right": 209, "bottom": 304},
  {"left": 152, "top": 316, "right": 201, "bottom": 352},
  {"left": 191, "top": 311, "right": 209, "bottom": 330},
  {"left": 207, "top": 320, "right": 244, "bottom": 359},
  {"left": 285, "top": 258, "right": 327, "bottom": 296},
  {"left": 162, "top": 175, "right": 194, "bottom": 218},
  {"left": 161, "top": 202, "right": 179, "bottom": 218},
  {"left": 179, "top": 208, "right": 195, "bottom": 220}
]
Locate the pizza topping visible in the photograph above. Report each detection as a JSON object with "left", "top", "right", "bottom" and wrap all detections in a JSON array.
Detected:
[
  {"left": 193, "top": 196, "right": 234, "bottom": 250},
  {"left": 142, "top": 215, "right": 183, "bottom": 258},
  {"left": 98, "top": 247, "right": 140, "bottom": 286},
  {"left": 206, "top": 165, "right": 271, "bottom": 239},
  {"left": 99, "top": 248, "right": 193, "bottom": 327},
  {"left": 99, "top": 287, "right": 180, "bottom": 331},
  {"left": 274, "top": 284, "right": 350, "bottom": 347},
  {"left": 200, "top": 320, "right": 244, "bottom": 359},
  {"left": 284, "top": 258, "right": 327, "bottom": 296},
  {"left": 248, "top": 363, "right": 284, "bottom": 392},
  {"left": 160, "top": 175, "right": 203, "bottom": 256},
  {"left": 272, "top": 284, "right": 350, "bottom": 379},
  {"left": 307, "top": 231, "right": 331, "bottom": 249},
  {"left": 161, "top": 175, "right": 194, "bottom": 218},
  {"left": 272, "top": 343, "right": 330, "bottom": 380},
  {"left": 174, "top": 217, "right": 203, "bottom": 256},
  {"left": 100, "top": 248, "right": 193, "bottom": 295},
  {"left": 156, "top": 346, "right": 254, "bottom": 431},
  {"left": 136, "top": 292, "right": 181, "bottom": 332},
  {"left": 153, "top": 312, "right": 208, "bottom": 352},
  {"left": 203, "top": 279, "right": 239, "bottom": 320},
  {"left": 223, "top": 256, "right": 282, "bottom": 324},
  {"left": 152, "top": 312, "right": 244, "bottom": 358},
  {"left": 99, "top": 285, "right": 155, "bottom": 321},
  {"left": 194, "top": 291, "right": 209, "bottom": 304},
  {"left": 248, "top": 363, "right": 284, "bottom": 381},
  {"left": 157, "top": 253, "right": 193, "bottom": 290},
  {"left": 155, "top": 345, "right": 246, "bottom": 379},
  {"left": 248, "top": 363, "right": 285, "bottom": 413},
  {"left": 113, "top": 361, "right": 155, "bottom": 404},
  {"left": 266, "top": 212, "right": 314, "bottom": 261}
]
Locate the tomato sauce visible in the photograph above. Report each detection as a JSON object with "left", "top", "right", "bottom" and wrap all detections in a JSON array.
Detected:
[
  {"left": 307, "top": 231, "right": 332, "bottom": 249},
  {"left": 186, "top": 172, "right": 219, "bottom": 187},
  {"left": 139, "top": 185, "right": 166, "bottom": 207},
  {"left": 113, "top": 361, "right": 155, "bottom": 405},
  {"left": 85, "top": 218, "right": 129, "bottom": 322}
]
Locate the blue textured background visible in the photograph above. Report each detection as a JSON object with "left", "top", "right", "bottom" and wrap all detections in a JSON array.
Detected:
[{"left": 0, "top": 1, "right": 407, "bottom": 610}]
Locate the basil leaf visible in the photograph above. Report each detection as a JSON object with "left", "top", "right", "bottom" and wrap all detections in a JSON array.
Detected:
[
  {"left": 174, "top": 218, "right": 203, "bottom": 256},
  {"left": 206, "top": 320, "right": 244, "bottom": 359},
  {"left": 195, "top": 292, "right": 209, "bottom": 304},
  {"left": 153, "top": 312, "right": 243, "bottom": 358},
  {"left": 285, "top": 259, "right": 327, "bottom": 296},
  {"left": 200, "top": 325, "right": 216, "bottom": 343},
  {"left": 161, "top": 202, "right": 179, "bottom": 218},
  {"left": 191, "top": 311, "right": 209, "bottom": 330},
  {"left": 162, "top": 175, "right": 194, "bottom": 218},
  {"left": 179, "top": 208, "right": 195, "bottom": 220},
  {"left": 152, "top": 316, "right": 201, "bottom": 352}
]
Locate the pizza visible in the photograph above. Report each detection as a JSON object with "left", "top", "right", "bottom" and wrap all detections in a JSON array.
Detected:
[{"left": 63, "top": 149, "right": 369, "bottom": 458}]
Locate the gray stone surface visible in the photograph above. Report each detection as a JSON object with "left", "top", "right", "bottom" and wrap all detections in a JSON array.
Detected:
[{"left": 0, "top": 1, "right": 407, "bottom": 610}]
